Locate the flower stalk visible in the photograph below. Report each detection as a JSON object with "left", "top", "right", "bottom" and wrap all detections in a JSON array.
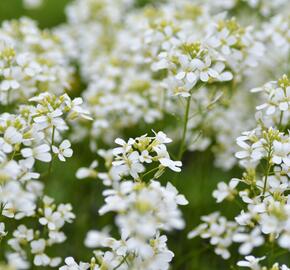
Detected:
[{"left": 177, "top": 95, "right": 191, "bottom": 160}]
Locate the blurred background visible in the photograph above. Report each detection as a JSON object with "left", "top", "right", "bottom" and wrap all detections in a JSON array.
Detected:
[{"left": 0, "top": 1, "right": 242, "bottom": 269}]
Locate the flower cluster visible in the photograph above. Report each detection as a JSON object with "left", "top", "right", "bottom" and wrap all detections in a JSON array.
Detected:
[
  {"left": 190, "top": 75, "right": 290, "bottom": 268},
  {"left": 0, "top": 90, "right": 89, "bottom": 267},
  {"left": 44, "top": 0, "right": 290, "bottom": 171},
  {"left": 0, "top": 18, "right": 90, "bottom": 265},
  {"left": 155, "top": 40, "right": 233, "bottom": 97},
  {"left": 0, "top": 18, "right": 73, "bottom": 105},
  {"left": 17, "top": 0, "right": 289, "bottom": 167},
  {"left": 237, "top": 256, "right": 290, "bottom": 270},
  {"left": 54, "top": 0, "right": 263, "bottom": 158},
  {"left": 63, "top": 132, "right": 188, "bottom": 269},
  {"left": 7, "top": 196, "right": 75, "bottom": 268},
  {"left": 206, "top": 0, "right": 289, "bottom": 17}
]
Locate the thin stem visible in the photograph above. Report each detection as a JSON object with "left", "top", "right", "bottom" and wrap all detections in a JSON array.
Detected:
[
  {"left": 10, "top": 149, "right": 17, "bottom": 160},
  {"left": 6, "top": 90, "right": 10, "bottom": 106},
  {"left": 269, "top": 240, "right": 275, "bottom": 265},
  {"left": 47, "top": 126, "right": 55, "bottom": 179},
  {"left": 177, "top": 96, "right": 191, "bottom": 160},
  {"left": 113, "top": 255, "right": 129, "bottom": 270},
  {"left": 262, "top": 150, "right": 272, "bottom": 200},
  {"left": 278, "top": 111, "right": 284, "bottom": 130},
  {"left": 161, "top": 88, "right": 167, "bottom": 113},
  {"left": 142, "top": 167, "right": 159, "bottom": 179}
]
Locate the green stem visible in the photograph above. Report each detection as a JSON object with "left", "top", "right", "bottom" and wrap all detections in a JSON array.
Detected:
[
  {"left": 269, "top": 240, "right": 275, "bottom": 265},
  {"left": 6, "top": 90, "right": 10, "bottom": 106},
  {"left": 142, "top": 167, "right": 159, "bottom": 179},
  {"left": 113, "top": 255, "right": 128, "bottom": 270},
  {"left": 162, "top": 88, "right": 167, "bottom": 113},
  {"left": 47, "top": 126, "right": 55, "bottom": 179},
  {"left": 10, "top": 149, "right": 16, "bottom": 160},
  {"left": 278, "top": 111, "right": 284, "bottom": 130},
  {"left": 262, "top": 151, "right": 272, "bottom": 200},
  {"left": 177, "top": 96, "right": 191, "bottom": 160}
]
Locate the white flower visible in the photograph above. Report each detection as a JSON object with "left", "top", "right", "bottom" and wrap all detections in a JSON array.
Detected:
[
  {"left": 175, "top": 55, "right": 198, "bottom": 87},
  {"left": 139, "top": 150, "right": 152, "bottom": 163},
  {"left": 237, "top": 255, "right": 265, "bottom": 270},
  {"left": 272, "top": 140, "right": 290, "bottom": 166},
  {"left": 255, "top": 80, "right": 290, "bottom": 116},
  {"left": 195, "top": 56, "right": 220, "bottom": 82},
  {"left": 67, "top": 97, "right": 92, "bottom": 120},
  {"left": 0, "top": 126, "right": 22, "bottom": 153},
  {"left": 0, "top": 77, "right": 20, "bottom": 91},
  {"left": 235, "top": 134, "right": 264, "bottom": 164},
  {"left": 278, "top": 231, "right": 290, "bottom": 249},
  {"left": 281, "top": 265, "right": 290, "bottom": 270},
  {"left": 153, "top": 144, "right": 182, "bottom": 173},
  {"left": 167, "top": 76, "right": 192, "bottom": 97},
  {"left": 58, "top": 203, "right": 75, "bottom": 223},
  {"left": 212, "top": 178, "right": 239, "bottom": 203},
  {"left": 33, "top": 109, "right": 65, "bottom": 130},
  {"left": 52, "top": 140, "right": 73, "bottom": 162},
  {"left": 60, "top": 257, "right": 90, "bottom": 270},
  {"left": 235, "top": 211, "right": 253, "bottom": 226},
  {"left": 154, "top": 131, "right": 173, "bottom": 144},
  {"left": 165, "top": 182, "right": 188, "bottom": 205},
  {"left": 113, "top": 151, "right": 144, "bottom": 179},
  {"left": 84, "top": 229, "right": 110, "bottom": 248},
  {"left": 23, "top": 0, "right": 43, "bottom": 9},
  {"left": 39, "top": 207, "right": 64, "bottom": 230},
  {"left": 50, "top": 257, "right": 62, "bottom": 267},
  {"left": 233, "top": 228, "right": 264, "bottom": 255},
  {"left": 159, "top": 158, "right": 182, "bottom": 172},
  {"left": 31, "top": 239, "right": 50, "bottom": 266},
  {"left": 21, "top": 144, "right": 52, "bottom": 163},
  {"left": 0, "top": 222, "right": 7, "bottom": 238},
  {"left": 113, "top": 138, "right": 135, "bottom": 155},
  {"left": 12, "top": 225, "right": 34, "bottom": 242},
  {"left": 76, "top": 161, "right": 98, "bottom": 179},
  {"left": 7, "top": 252, "right": 30, "bottom": 269},
  {"left": 188, "top": 212, "right": 236, "bottom": 259},
  {"left": 209, "top": 28, "right": 237, "bottom": 55}
]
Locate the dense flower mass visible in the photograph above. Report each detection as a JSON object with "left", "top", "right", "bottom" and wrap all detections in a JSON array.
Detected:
[
  {"left": 0, "top": 89, "right": 89, "bottom": 267},
  {"left": 190, "top": 75, "right": 290, "bottom": 268},
  {"left": 0, "top": 0, "right": 289, "bottom": 269},
  {"left": 71, "top": 132, "right": 187, "bottom": 269},
  {"left": 0, "top": 18, "right": 73, "bottom": 105}
]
